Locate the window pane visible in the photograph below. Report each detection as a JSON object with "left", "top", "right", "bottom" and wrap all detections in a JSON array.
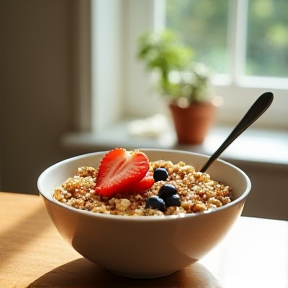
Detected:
[
  {"left": 246, "top": 0, "right": 288, "bottom": 77},
  {"left": 165, "top": 0, "right": 230, "bottom": 74}
]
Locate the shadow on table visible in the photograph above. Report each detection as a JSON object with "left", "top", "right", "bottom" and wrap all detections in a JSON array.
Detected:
[{"left": 28, "top": 258, "right": 222, "bottom": 288}]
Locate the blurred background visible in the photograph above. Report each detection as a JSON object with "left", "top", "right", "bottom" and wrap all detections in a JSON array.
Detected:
[{"left": 0, "top": 0, "right": 287, "bottom": 219}]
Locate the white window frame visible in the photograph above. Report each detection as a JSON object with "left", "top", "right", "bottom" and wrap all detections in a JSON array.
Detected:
[{"left": 77, "top": 0, "right": 288, "bottom": 133}]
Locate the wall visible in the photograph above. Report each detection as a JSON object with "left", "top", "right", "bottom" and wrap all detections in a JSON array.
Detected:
[
  {"left": 229, "top": 160, "right": 288, "bottom": 221},
  {"left": 0, "top": 0, "right": 77, "bottom": 193}
]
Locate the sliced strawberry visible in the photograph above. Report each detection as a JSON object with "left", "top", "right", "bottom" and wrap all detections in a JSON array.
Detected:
[
  {"left": 127, "top": 171, "right": 154, "bottom": 194},
  {"left": 95, "top": 148, "right": 149, "bottom": 197}
]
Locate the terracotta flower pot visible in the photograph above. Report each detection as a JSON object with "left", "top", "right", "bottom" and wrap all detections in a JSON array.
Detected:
[{"left": 169, "top": 102, "right": 217, "bottom": 144}]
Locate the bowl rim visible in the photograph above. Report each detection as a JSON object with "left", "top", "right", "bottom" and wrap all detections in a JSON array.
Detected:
[{"left": 37, "top": 149, "right": 251, "bottom": 221}]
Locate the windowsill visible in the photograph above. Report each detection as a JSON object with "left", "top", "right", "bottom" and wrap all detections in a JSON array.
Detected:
[{"left": 62, "top": 121, "right": 288, "bottom": 167}]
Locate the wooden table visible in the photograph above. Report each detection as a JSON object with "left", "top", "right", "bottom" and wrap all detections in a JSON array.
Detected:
[{"left": 1, "top": 192, "right": 288, "bottom": 288}]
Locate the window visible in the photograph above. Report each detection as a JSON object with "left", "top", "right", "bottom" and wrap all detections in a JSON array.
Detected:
[
  {"left": 245, "top": 0, "right": 288, "bottom": 78},
  {"left": 81, "top": 0, "right": 288, "bottom": 134},
  {"left": 163, "top": 0, "right": 288, "bottom": 128},
  {"left": 166, "top": 0, "right": 230, "bottom": 75},
  {"left": 165, "top": 0, "right": 288, "bottom": 78}
]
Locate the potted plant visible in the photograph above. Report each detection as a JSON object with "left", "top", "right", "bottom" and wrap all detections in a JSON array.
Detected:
[{"left": 137, "top": 30, "right": 220, "bottom": 144}]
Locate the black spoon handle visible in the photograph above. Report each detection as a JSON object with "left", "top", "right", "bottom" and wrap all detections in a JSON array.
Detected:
[{"left": 200, "top": 92, "right": 274, "bottom": 173}]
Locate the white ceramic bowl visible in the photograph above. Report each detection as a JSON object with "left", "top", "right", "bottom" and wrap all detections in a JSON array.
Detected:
[{"left": 37, "top": 149, "right": 251, "bottom": 279}]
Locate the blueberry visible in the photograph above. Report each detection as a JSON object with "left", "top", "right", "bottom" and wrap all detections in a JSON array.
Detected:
[
  {"left": 153, "top": 168, "right": 169, "bottom": 182},
  {"left": 165, "top": 194, "right": 181, "bottom": 207},
  {"left": 158, "top": 184, "right": 177, "bottom": 201},
  {"left": 145, "top": 196, "right": 166, "bottom": 212}
]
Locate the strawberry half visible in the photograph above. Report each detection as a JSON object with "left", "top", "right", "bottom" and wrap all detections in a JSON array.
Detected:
[
  {"left": 127, "top": 171, "right": 154, "bottom": 194},
  {"left": 95, "top": 148, "right": 150, "bottom": 197}
]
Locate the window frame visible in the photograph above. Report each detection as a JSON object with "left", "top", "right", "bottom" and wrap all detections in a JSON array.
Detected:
[{"left": 77, "top": 0, "right": 288, "bottom": 133}]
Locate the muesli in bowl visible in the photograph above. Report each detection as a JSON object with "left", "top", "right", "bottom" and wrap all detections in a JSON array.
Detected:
[
  {"left": 38, "top": 148, "right": 251, "bottom": 278},
  {"left": 53, "top": 148, "right": 232, "bottom": 217}
]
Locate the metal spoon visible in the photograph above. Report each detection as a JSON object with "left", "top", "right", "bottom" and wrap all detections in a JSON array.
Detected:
[{"left": 200, "top": 92, "right": 274, "bottom": 172}]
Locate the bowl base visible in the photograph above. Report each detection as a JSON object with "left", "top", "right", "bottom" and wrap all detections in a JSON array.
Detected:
[{"left": 111, "top": 269, "right": 177, "bottom": 279}]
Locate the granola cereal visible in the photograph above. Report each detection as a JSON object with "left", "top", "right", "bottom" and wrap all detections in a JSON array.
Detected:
[{"left": 54, "top": 160, "right": 232, "bottom": 216}]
